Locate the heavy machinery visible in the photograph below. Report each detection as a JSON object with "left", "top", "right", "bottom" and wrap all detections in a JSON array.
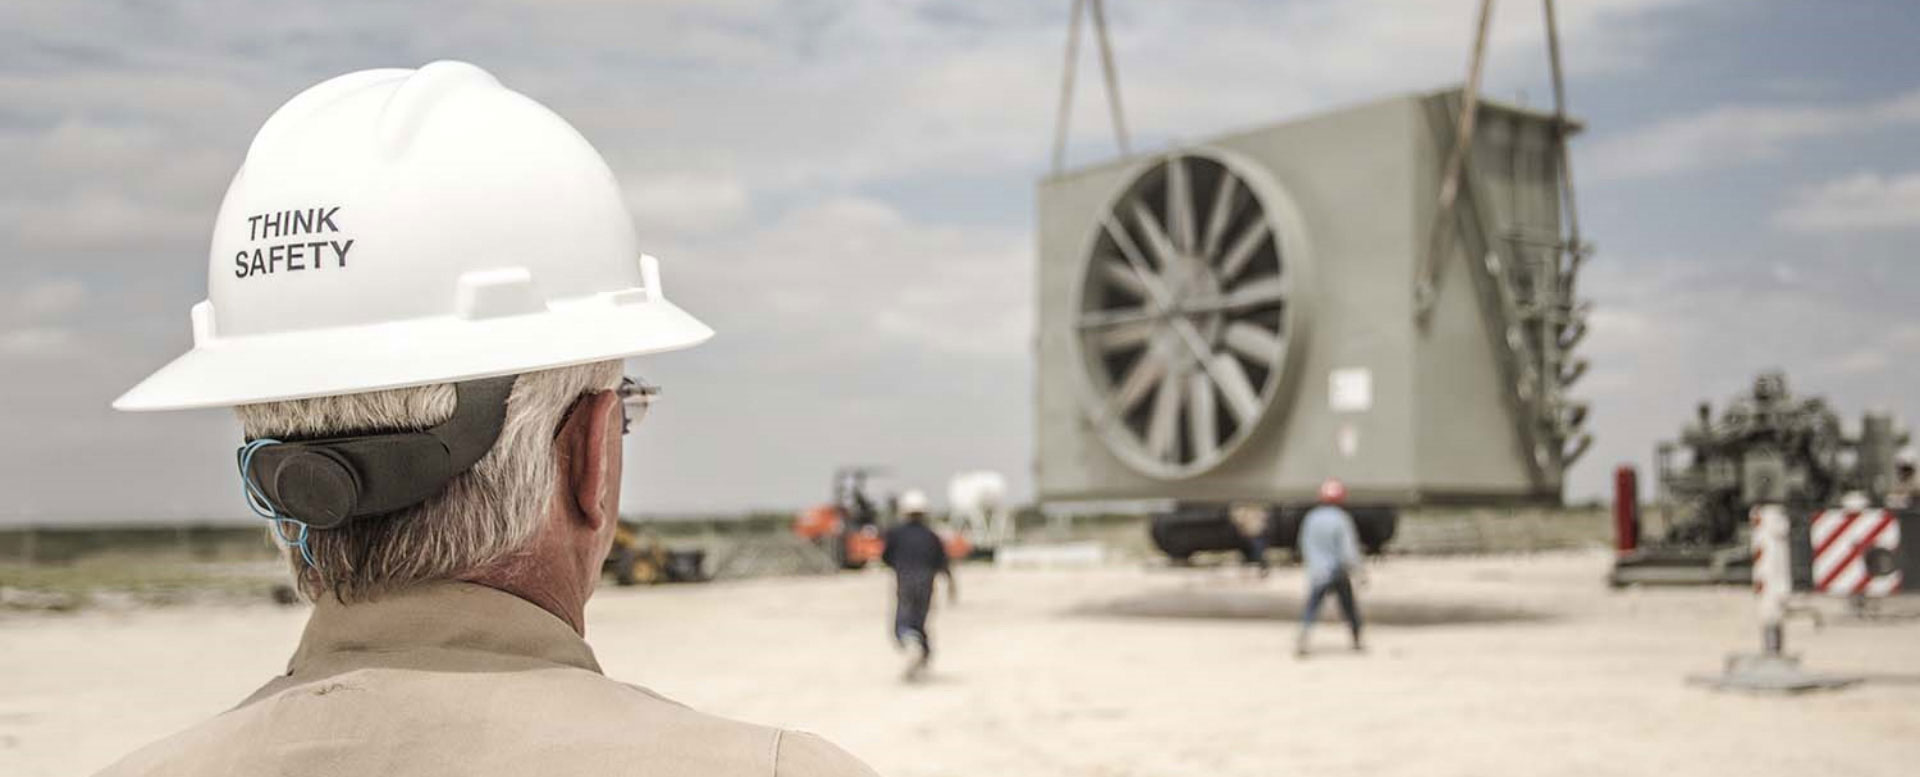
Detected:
[
  {"left": 1611, "top": 371, "right": 1908, "bottom": 587},
  {"left": 603, "top": 522, "right": 708, "bottom": 586},
  {"left": 794, "top": 467, "right": 889, "bottom": 569},
  {"left": 793, "top": 468, "right": 971, "bottom": 569}
]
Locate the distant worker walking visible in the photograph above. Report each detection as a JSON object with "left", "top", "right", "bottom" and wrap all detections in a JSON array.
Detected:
[
  {"left": 1296, "top": 478, "right": 1366, "bottom": 657},
  {"left": 883, "top": 489, "right": 956, "bottom": 681}
]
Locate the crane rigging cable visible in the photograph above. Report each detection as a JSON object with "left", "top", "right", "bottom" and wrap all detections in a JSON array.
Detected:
[
  {"left": 1417, "top": 0, "right": 1583, "bottom": 320},
  {"left": 1542, "top": 0, "right": 1586, "bottom": 300},
  {"left": 1050, "top": 0, "right": 1130, "bottom": 175}
]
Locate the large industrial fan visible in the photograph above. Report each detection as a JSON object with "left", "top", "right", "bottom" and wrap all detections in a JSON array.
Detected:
[
  {"left": 1072, "top": 150, "right": 1310, "bottom": 479},
  {"left": 1037, "top": 89, "right": 1591, "bottom": 524}
]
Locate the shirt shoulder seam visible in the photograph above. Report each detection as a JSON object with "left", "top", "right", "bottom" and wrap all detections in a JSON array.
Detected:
[{"left": 769, "top": 727, "right": 784, "bottom": 777}]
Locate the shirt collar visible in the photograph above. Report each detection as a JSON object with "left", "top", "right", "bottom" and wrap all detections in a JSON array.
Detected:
[{"left": 287, "top": 581, "right": 602, "bottom": 675}]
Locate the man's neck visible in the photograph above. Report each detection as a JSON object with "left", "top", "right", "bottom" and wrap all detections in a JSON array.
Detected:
[{"left": 461, "top": 552, "right": 591, "bottom": 636}]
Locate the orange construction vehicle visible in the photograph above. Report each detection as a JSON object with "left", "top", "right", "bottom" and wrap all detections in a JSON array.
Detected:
[{"left": 794, "top": 468, "right": 970, "bottom": 569}]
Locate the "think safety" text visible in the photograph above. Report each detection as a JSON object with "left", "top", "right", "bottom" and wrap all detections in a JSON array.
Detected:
[{"left": 234, "top": 207, "right": 354, "bottom": 278}]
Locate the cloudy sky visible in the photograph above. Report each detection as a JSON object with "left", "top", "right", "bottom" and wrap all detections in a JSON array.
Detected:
[{"left": 3, "top": 0, "right": 1918, "bottom": 523}]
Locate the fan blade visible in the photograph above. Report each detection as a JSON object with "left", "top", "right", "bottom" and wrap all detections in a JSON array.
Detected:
[
  {"left": 1201, "top": 173, "right": 1239, "bottom": 261},
  {"left": 1107, "top": 344, "right": 1169, "bottom": 420},
  {"left": 1100, "top": 258, "right": 1152, "bottom": 300},
  {"left": 1223, "top": 275, "right": 1286, "bottom": 310},
  {"left": 1101, "top": 216, "right": 1154, "bottom": 284},
  {"left": 1092, "top": 319, "right": 1156, "bottom": 351},
  {"left": 1187, "top": 371, "right": 1218, "bottom": 462},
  {"left": 1167, "top": 157, "right": 1196, "bottom": 255},
  {"left": 1222, "top": 321, "right": 1281, "bottom": 362},
  {"left": 1207, "top": 353, "right": 1261, "bottom": 424},
  {"left": 1129, "top": 200, "right": 1179, "bottom": 274},
  {"left": 1078, "top": 307, "right": 1155, "bottom": 329},
  {"left": 1146, "top": 368, "right": 1183, "bottom": 461},
  {"left": 1216, "top": 219, "right": 1271, "bottom": 282}
]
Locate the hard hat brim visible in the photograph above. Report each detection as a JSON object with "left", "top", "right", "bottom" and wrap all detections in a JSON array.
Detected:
[{"left": 113, "top": 298, "right": 713, "bottom": 411}]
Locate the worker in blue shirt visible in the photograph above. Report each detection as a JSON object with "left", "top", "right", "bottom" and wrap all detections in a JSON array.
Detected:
[{"left": 1296, "top": 478, "right": 1365, "bottom": 657}]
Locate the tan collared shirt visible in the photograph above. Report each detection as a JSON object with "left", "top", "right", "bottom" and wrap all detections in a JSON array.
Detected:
[{"left": 98, "top": 582, "right": 875, "bottom": 777}]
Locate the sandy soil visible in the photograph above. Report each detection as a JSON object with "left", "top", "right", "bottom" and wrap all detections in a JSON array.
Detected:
[{"left": 3, "top": 549, "right": 1918, "bottom": 776}]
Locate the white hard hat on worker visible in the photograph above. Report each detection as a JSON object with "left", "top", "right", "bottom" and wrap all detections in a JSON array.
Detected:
[
  {"left": 898, "top": 489, "right": 931, "bottom": 517},
  {"left": 114, "top": 61, "right": 712, "bottom": 411}
]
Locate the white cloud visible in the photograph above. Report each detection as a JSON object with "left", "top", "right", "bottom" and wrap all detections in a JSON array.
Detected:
[
  {"left": 1774, "top": 170, "right": 1920, "bottom": 234},
  {"left": 1830, "top": 348, "right": 1890, "bottom": 376},
  {"left": 1816, "top": 322, "right": 1920, "bottom": 378},
  {"left": 11, "top": 278, "right": 87, "bottom": 321},
  {"left": 6, "top": 191, "right": 205, "bottom": 251},
  {"left": 0, "top": 0, "right": 1700, "bottom": 258},
  {"left": 1586, "top": 88, "right": 1920, "bottom": 181},
  {"left": 0, "top": 71, "right": 258, "bottom": 126},
  {"left": 0, "top": 327, "right": 80, "bottom": 358},
  {"left": 1888, "top": 324, "right": 1920, "bottom": 350},
  {"left": 625, "top": 172, "right": 752, "bottom": 236},
  {"left": 665, "top": 195, "right": 1031, "bottom": 360},
  {"left": 545, "top": 0, "right": 1696, "bottom": 196},
  {"left": 0, "top": 0, "right": 1730, "bottom": 518}
]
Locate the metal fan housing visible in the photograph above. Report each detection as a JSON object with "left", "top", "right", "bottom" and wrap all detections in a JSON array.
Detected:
[{"left": 1068, "top": 149, "right": 1312, "bottom": 479}]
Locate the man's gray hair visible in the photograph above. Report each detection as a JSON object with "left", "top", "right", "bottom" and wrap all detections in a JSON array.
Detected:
[{"left": 236, "top": 360, "right": 623, "bottom": 601}]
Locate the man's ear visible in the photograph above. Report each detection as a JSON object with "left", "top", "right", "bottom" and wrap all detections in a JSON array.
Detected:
[{"left": 558, "top": 390, "right": 622, "bottom": 531}]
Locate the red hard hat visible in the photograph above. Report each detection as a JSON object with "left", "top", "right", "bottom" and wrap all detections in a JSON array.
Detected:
[{"left": 1317, "top": 478, "right": 1348, "bottom": 505}]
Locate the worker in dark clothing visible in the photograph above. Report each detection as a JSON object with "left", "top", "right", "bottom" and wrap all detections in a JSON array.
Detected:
[{"left": 881, "top": 489, "right": 955, "bottom": 681}]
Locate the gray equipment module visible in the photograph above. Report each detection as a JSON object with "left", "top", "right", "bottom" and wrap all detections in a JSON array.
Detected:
[
  {"left": 1654, "top": 371, "right": 1897, "bottom": 547},
  {"left": 1612, "top": 370, "right": 1913, "bottom": 588},
  {"left": 1035, "top": 88, "right": 1590, "bottom": 517}
]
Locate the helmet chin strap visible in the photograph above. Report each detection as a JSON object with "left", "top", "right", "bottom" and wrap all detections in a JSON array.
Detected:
[{"left": 239, "top": 376, "right": 516, "bottom": 530}]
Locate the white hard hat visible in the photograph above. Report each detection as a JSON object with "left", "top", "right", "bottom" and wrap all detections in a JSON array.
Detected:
[
  {"left": 898, "top": 489, "right": 931, "bottom": 516},
  {"left": 114, "top": 61, "right": 712, "bottom": 411}
]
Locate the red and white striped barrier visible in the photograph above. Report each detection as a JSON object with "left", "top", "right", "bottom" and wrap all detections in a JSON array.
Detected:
[
  {"left": 1810, "top": 509, "right": 1903, "bottom": 597},
  {"left": 1750, "top": 506, "right": 1791, "bottom": 625}
]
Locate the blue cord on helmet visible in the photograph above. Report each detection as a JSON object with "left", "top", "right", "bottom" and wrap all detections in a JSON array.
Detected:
[{"left": 238, "top": 438, "right": 317, "bottom": 568}]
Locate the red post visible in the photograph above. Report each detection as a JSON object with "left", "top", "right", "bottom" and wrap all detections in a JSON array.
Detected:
[{"left": 1613, "top": 465, "right": 1640, "bottom": 554}]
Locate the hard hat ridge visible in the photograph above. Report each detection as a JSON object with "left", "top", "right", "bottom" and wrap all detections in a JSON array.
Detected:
[
  {"left": 245, "top": 68, "right": 410, "bottom": 166},
  {"left": 372, "top": 61, "right": 502, "bottom": 159}
]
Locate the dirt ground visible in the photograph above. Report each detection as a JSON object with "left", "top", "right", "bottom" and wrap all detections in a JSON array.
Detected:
[{"left": 3, "top": 549, "right": 1917, "bottom": 776}]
